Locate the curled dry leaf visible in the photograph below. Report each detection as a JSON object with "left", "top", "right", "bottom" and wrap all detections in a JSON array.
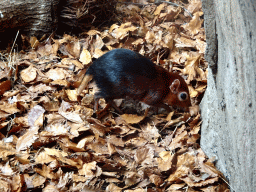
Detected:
[
  {"left": 0, "top": 102, "right": 20, "bottom": 114},
  {"left": 11, "top": 174, "right": 23, "bottom": 191},
  {"left": 0, "top": 162, "right": 14, "bottom": 176},
  {"left": 79, "top": 48, "right": 92, "bottom": 65},
  {"left": 189, "top": 105, "right": 200, "bottom": 116},
  {"left": 154, "top": 3, "right": 166, "bottom": 15},
  {"left": 187, "top": 0, "right": 202, "bottom": 14},
  {"left": 166, "top": 183, "right": 186, "bottom": 191},
  {"left": 183, "top": 11, "right": 204, "bottom": 35},
  {"left": 67, "top": 40, "right": 81, "bottom": 58},
  {"left": 184, "top": 54, "right": 201, "bottom": 82},
  {"left": 24, "top": 174, "right": 46, "bottom": 188},
  {"left": 0, "top": 80, "right": 11, "bottom": 96},
  {"left": 34, "top": 164, "right": 56, "bottom": 180},
  {"left": 111, "top": 22, "right": 137, "bottom": 40},
  {"left": 106, "top": 183, "right": 122, "bottom": 192},
  {"left": 20, "top": 65, "right": 37, "bottom": 82},
  {"left": 120, "top": 114, "right": 146, "bottom": 124},
  {"left": 78, "top": 161, "right": 102, "bottom": 178},
  {"left": 30, "top": 36, "right": 40, "bottom": 49},
  {"left": 50, "top": 79, "right": 70, "bottom": 87},
  {"left": 157, "top": 151, "right": 174, "bottom": 171},
  {"left": 94, "top": 35, "right": 105, "bottom": 50},
  {"left": 16, "top": 127, "right": 39, "bottom": 151},
  {"left": 61, "top": 58, "right": 84, "bottom": 69},
  {"left": 77, "top": 135, "right": 95, "bottom": 148},
  {"left": 35, "top": 150, "right": 56, "bottom": 164},
  {"left": 28, "top": 105, "right": 45, "bottom": 128},
  {"left": 45, "top": 68, "right": 67, "bottom": 80},
  {"left": 140, "top": 123, "right": 161, "bottom": 142},
  {"left": 0, "top": 142, "right": 16, "bottom": 160},
  {"left": 44, "top": 123, "right": 69, "bottom": 136},
  {"left": 28, "top": 84, "right": 56, "bottom": 94},
  {"left": 58, "top": 101, "right": 83, "bottom": 124},
  {"left": 65, "top": 89, "right": 78, "bottom": 101},
  {"left": 93, "top": 48, "right": 105, "bottom": 59}
]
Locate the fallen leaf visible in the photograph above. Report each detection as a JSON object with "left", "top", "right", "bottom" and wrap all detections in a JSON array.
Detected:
[
  {"left": 121, "top": 114, "right": 145, "bottom": 124},
  {"left": 79, "top": 48, "right": 92, "bottom": 65},
  {"left": 0, "top": 80, "right": 11, "bottom": 95},
  {"left": 16, "top": 127, "right": 39, "bottom": 151},
  {"left": 20, "top": 65, "right": 37, "bottom": 82}
]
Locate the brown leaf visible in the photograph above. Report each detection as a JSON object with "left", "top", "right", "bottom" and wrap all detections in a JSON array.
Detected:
[
  {"left": 149, "top": 174, "right": 163, "bottom": 186},
  {"left": 16, "top": 127, "right": 39, "bottom": 151},
  {"left": 44, "top": 122, "right": 69, "bottom": 136},
  {"left": 35, "top": 150, "right": 56, "bottom": 164},
  {"left": 0, "top": 162, "right": 14, "bottom": 176},
  {"left": 107, "top": 135, "right": 125, "bottom": 147},
  {"left": 134, "top": 146, "right": 150, "bottom": 164},
  {"left": 140, "top": 123, "right": 160, "bottom": 142},
  {"left": 183, "top": 11, "right": 204, "bottom": 35},
  {"left": 67, "top": 40, "right": 81, "bottom": 58},
  {"left": 24, "top": 173, "right": 46, "bottom": 188},
  {"left": 34, "top": 164, "right": 56, "bottom": 180},
  {"left": 30, "top": 36, "right": 40, "bottom": 49},
  {"left": 20, "top": 65, "right": 37, "bottom": 82},
  {"left": 0, "top": 80, "right": 11, "bottom": 96},
  {"left": 28, "top": 84, "right": 56, "bottom": 94},
  {"left": 157, "top": 151, "right": 174, "bottom": 171},
  {"left": 106, "top": 183, "right": 122, "bottom": 192},
  {"left": 120, "top": 114, "right": 145, "bottom": 124},
  {"left": 65, "top": 89, "right": 78, "bottom": 101},
  {"left": 79, "top": 48, "right": 92, "bottom": 65},
  {"left": 94, "top": 35, "right": 105, "bottom": 50},
  {"left": 187, "top": 0, "right": 203, "bottom": 15},
  {"left": 183, "top": 54, "right": 201, "bottom": 82},
  {"left": 28, "top": 105, "right": 45, "bottom": 128},
  {"left": 154, "top": 3, "right": 166, "bottom": 15},
  {"left": 50, "top": 79, "right": 70, "bottom": 87},
  {"left": 61, "top": 58, "right": 84, "bottom": 69},
  {"left": 45, "top": 68, "right": 68, "bottom": 80},
  {"left": 111, "top": 22, "right": 137, "bottom": 40},
  {"left": 166, "top": 183, "right": 186, "bottom": 191},
  {"left": 78, "top": 161, "right": 102, "bottom": 178},
  {"left": 58, "top": 101, "right": 83, "bottom": 123},
  {"left": 0, "top": 179, "right": 9, "bottom": 192},
  {"left": 15, "top": 153, "right": 30, "bottom": 164},
  {"left": 0, "top": 102, "right": 20, "bottom": 114},
  {"left": 12, "top": 174, "right": 23, "bottom": 191}
]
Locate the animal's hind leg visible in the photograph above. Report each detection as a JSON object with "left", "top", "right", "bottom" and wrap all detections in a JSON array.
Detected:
[
  {"left": 94, "top": 98, "right": 100, "bottom": 112},
  {"left": 107, "top": 100, "right": 123, "bottom": 114},
  {"left": 94, "top": 97, "right": 123, "bottom": 116}
]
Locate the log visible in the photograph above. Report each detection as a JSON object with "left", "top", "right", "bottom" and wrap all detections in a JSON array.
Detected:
[
  {"left": 201, "top": 0, "right": 256, "bottom": 191},
  {"left": 0, "top": 0, "right": 59, "bottom": 35}
]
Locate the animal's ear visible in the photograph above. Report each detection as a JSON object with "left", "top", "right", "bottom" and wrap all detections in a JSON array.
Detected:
[{"left": 170, "top": 79, "right": 180, "bottom": 94}]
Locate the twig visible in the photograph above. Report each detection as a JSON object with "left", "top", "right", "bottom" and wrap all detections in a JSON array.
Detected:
[
  {"left": 220, "top": 176, "right": 235, "bottom": 192},
  {"left": 8, "top": 30, "right": 19, "bottom": 62}
]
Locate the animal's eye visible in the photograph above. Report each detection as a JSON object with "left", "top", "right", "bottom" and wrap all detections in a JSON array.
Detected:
[{"left": 178, "top": 92, "right": 188, "bottom": 101}]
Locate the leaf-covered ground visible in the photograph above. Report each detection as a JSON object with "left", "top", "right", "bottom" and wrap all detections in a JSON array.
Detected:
[{"left": 0, "top": 0, "right": 230, "bottom": 191}]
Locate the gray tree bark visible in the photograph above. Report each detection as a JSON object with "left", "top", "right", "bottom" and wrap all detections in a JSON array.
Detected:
[{"left": 201, "top": 0, "right": 256, "bottom": 191}]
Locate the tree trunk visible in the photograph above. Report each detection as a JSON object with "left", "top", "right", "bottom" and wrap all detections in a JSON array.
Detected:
[
  {"left": 0, "top": 0, "right": 59, "bottom": 47},
  {"left": 200, "top": 0, "right": 256, "bottom": 191}
]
